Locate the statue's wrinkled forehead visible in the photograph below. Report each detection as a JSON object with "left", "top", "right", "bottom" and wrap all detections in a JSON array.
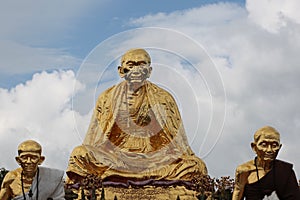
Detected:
[
  {"left": 121, "top": 49, "right": 151, "bottom": 64},
  {"left": 18, "top": 140, "right": 42, "bottom": 154},
  {"left": 262, "top": 132, "right": 280, "bottom": 140},
  {"left": 254, "top": 126, "right": 280, "bottom": 143}
]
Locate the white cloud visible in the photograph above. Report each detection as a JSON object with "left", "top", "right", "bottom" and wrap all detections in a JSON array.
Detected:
[
  {"left": 131, "top": 3, "right": 246, "bottom": 31},
  {"left": 246, "top": 0, "right": 300, "bottom": 33},
  {"left": 0, "top": 1, "right": 104, "bottom": 79},
  {"left": 0, "top": 70, "right": 90, "bottom": 170},
  {"left": 126, "top": 2, "right": 300, "bottom": 178},
  {"left": 1, "top": 1, "right": 300, "bottom": 182}
]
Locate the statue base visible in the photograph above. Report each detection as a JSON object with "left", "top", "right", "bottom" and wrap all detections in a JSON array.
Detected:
[
  {"left": 68, "top": 185, "right": 199, "bottom": 200},
  {"left": 104, "top": 185, "right": 198, "bottom": 200}
]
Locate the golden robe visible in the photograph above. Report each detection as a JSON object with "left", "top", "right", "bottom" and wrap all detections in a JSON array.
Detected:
[{"left": 67, "top": 81, "right": 207, "bottom": 182}]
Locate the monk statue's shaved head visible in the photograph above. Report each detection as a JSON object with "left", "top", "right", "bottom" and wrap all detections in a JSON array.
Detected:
[
  {"left": 121, "top": 48, "right": 151, "bottom": 65},
  {"left": 253, "top": 126, "right": 280, "bottom": 144},
  {"left": 18, "top": 140, "right": 42, "bottom": 155}
]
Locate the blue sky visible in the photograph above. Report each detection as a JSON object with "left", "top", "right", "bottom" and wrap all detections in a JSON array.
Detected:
[
  {"left": 66, "top": 0, "right": 245, "bottom": 57},
  {"left": 1, "top": 0, "right": 244, "bottom": 88},
  {"left": 1, "top": 0, "right": 300, "bottom": 180}
]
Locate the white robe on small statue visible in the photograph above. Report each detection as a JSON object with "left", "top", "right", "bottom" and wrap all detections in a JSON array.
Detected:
[{"left": 13, "top": 167, "right": 65, "bottom": 200}]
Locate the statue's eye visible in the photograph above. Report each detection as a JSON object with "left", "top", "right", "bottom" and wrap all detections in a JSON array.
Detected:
[
  {"left": 20, "top": 155, "right": 28, "bottom": 160},
  {"left": 125, "top": 62, "right": 135, "bottom": 68},
  {"left": 123, "top": 68, "right": 129, "bottom": 73},
  {"left": 137, "top": 61, "right": 147, "bottom": 66},
  {"left": 259, "top": 142, "right": 267, "bottom": 147},
  {"left": 272, "top": 142, "right": 279, "bottom": 148}
]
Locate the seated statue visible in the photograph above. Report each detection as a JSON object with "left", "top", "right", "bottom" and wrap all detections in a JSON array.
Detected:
[
  {"left": 0, "top": 140, "right": 65, "bottom": 200},
  {"left": 66, "top": 48, "right": 207, "bottom": 185},
  {"left": 232, "top": 126, "right": 300, "bottom": 200}
]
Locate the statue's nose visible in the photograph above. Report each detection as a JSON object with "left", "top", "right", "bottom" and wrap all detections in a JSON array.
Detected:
[{"left": 132, "top": 66, "right": 141, "bottom": 74}]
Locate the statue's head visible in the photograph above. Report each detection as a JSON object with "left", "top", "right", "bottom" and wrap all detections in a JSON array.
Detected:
[
  {"left": 118, "top": 48, "right": 152, "bottom": 86},
  {"left": 15, "top": 140, "right": 45, "bottom": 174},
  {"left": 251, "top": 126, "right": 282, "bottom": 162}
]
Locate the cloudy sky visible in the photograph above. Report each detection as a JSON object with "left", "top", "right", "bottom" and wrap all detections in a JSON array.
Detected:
[{"left": 1, "top": 0, "right": 300, "bottom": 181}]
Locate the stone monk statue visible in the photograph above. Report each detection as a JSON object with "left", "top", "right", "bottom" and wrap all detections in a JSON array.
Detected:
[
  {"left": 0, "top": 140, "right": 65, "bottom": 200},
  {"left": 66, "top": 48, "right": 207, "bottom": 184},
  {"left": 232, "top": 126, "right": 300, "bottom": 200}
]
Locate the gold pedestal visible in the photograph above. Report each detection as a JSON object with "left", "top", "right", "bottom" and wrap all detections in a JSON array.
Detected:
[
  {"left": 71, "top": 185, "right": 199, "bottom": 200},
  {"left": 104, "top": 185, "right": 198, "bottom": 200}
]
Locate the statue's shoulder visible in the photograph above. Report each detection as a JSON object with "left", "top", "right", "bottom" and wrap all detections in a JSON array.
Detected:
[
  {"left": 4, "top": 168, "right": 21, "bottom": 179},
  {"left": 236, "top": 160, "right": 256, "bottom": 175},
  {"left": 39, "top": 167, "right": 64, "bottom": 180},
  {"left": 95, "top": 84, "right": 120, "bottom": 107},
  {"left": 97, "top": 81, "right": 128, "bottom": 99},
  {"left": 99, "top": 84, "right": 118, "bottom": 96},
  {"left": 1, "top": 168, "right": 21, "bottom": 186},
  {"left": 274, "top": 159, "right": 293, "bottom": 171},
  {"left": 146, "top": 81, "right": 174, "bottom": 98}
]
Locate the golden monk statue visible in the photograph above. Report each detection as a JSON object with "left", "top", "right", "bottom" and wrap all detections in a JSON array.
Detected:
[
  {"left": 232, "top": 126, "right": 300, "bottom": 200},
  {"left": 0, "top": 140, "right": 65, "bottom": 200},
  {"left": 66, "top": 48, "right": 207, "bottom": 185}
]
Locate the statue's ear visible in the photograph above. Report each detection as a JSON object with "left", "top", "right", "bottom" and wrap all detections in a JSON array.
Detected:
[
  {"left": 38, "top": 156, "right": 45, "bottom": 165},
  {"left": 251, "top": 142, "right": 257, "bottom": 153},
  {"left": 118, "top": 66, "right": 125, "bottom": 78},
  {"left": 147, "top": 66, "right": 152, "bottom": 78},
  {"left": 15, "top": 156, "right": 22, "bottom": 165}
]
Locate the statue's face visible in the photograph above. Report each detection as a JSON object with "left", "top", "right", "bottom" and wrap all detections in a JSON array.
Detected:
[
  {"left": 118, "top": 52, "right": 152, "bottom": 85},
  {"left": 16, "top": 140, "right": 44, "bottom": 174},
  {"left": 253, "top": 132, "right": 281, "bottom": 162},
  {"left": 17, "top": 151, "right": 42, "bottom": 173}
]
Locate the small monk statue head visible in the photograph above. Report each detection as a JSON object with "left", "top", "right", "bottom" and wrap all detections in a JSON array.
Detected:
[
  {"left": 15, "top": 140, "right": 45, "bottom": 175},
  {"left": 118, "top": 48, "right": 152, "bottom": 90},
  {"left": 251, "top": 126, "right": 282, "bottom": 164}
]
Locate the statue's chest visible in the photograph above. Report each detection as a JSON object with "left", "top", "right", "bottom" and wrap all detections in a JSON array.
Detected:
[{"left": 120, "top": 91, "right": 144, "bottom": 115}]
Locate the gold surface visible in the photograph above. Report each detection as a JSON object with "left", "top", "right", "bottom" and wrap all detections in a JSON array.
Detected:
[
  {"left": 0, "top": 140, "right": 45, "bottom": 199},
  {"left": 72, "top": 185, "right": 199, "bottom": 200},
  {"left": 232, "top": 126, "right": 282, "bottom": 200},
  {"left": 66, "top": 48, "right": 207, "bottom": 184}
]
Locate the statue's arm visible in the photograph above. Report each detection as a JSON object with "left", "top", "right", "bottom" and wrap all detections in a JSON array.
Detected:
[
  {"left": 83, "top": 95, "right": 104, "bottom": 145},
  {"left": 0, "top": 172, "right": 15, "bottom": 200},
  {"left": 0, "top": 187, "right": 11, "bottom": 200},
  {"left": 280, "top": 168, "right": 300, "bottom": 199},
  {"left": 232, "top": 166, "right": 248, "bottom": 200},
  {"left": 86, "top": 108, "right": 100, "bottom": 133}
]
